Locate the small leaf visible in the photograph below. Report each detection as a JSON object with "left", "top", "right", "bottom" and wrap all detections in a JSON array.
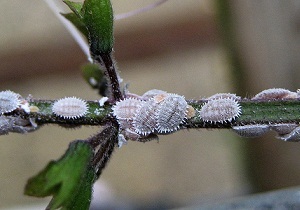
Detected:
[
  {"left": 63, "top": 0, "right": 83, "bottom": 19},
  {"left": 81, "top": 63, "right": 104, "bottom": 88},
  {"left": 61, "top": 13, "right": 88, "bottom": 38},
  {"left": 81, "top": 63, "right": 108, "bottom": 96},
  {"left": 82, "top": 0, "right": 114, "bottom": 54},
  {"left": 24, "top": 140, "right": 95, "bottom": 210}
]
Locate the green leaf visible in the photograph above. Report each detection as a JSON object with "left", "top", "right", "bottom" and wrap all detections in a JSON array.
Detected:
[
  {"left": 61, "top": 12, "right": 88, "bottom": 38},
  {"left": 82, "top": 0, "right": 114, "bottom": 54},
  {"left": 24, "top": 140, "right": 95, "bottom": 210},
  {"left": 81, "top": 63, "right": 108, "bottom": 96},
  {"left": 63, "top": 0, "right": 83, "bottom": 19},
  {"left": 81, "top": 63, "right": 105, "bottom": 88}
]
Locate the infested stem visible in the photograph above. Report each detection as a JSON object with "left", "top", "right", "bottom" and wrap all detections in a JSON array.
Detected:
[
  {"left": 7, "top": 98, "right": 300, "bottom": 129},
  {"left": 26, "top": 99, "right": 112, "bottom": 126},
  {"left": 187, "top": 99, "right": 300, "bottom": 129}
]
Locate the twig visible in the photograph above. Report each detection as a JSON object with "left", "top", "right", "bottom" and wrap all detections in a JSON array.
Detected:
[
  {"left": 94, "top": 53, "right": 123, "bottom": 102},
  {"left": 88, "top": 126, "right": 118, "bottom": 178},
  {"left": 4, "top": 98, "right": 300, "bottom": 128}
]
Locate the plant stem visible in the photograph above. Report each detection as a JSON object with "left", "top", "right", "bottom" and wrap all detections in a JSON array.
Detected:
[
  {"left": 94, "top": 53, "right": 123, "bottom": 102},
  {"left": 88, "top": 126, "right": 118, "bottom": 178},
  {"left": 10, "top": 98, "right": 300, "bottom": 129}
]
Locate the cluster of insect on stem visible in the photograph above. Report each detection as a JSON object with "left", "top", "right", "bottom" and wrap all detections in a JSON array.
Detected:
[
  {"left": 111, "top": 87, "right": 300, "bottom": 144},
  {"left": 112, "top": 90, "right": 196, "bottom": 142},
  {"left": 2, "top": 87, "right": 300, "bottom": 143},
  {"left": 112, "top": 91, "right": 242, "bottom": 144},
  {"left": 232, "top": 88, "right": 300, "bottom": 142},
  {"left": 2, "top": 0, "right": 300, "bottom": 209}
]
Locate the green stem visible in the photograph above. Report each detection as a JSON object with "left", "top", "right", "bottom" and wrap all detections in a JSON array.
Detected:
[{"left": 14, "top": 99, "right": 300, "bottom": 128}]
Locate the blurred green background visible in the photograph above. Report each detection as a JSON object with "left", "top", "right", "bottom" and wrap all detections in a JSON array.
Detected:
[{"left": 0, "top": 0, "right": 300, "bottom": 209}]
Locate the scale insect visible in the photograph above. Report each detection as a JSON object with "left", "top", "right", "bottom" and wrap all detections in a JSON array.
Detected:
[
  {"left": 232, "top": 124, "right": 270, "bottom": 138},
  {"left": 200, "top": 98, "right": 241, "bottom": 123},
  {"left": 0, "top": 90, "right": 21, "bottom": 114},
  {"left": 133, "top": 99, "right": 158, "bottom": 136},
  {"left": 155, "top": 93, "right": 188, "bottom": 133},
  {"left": 252, "top": 88, "right": 297, "bottom": 100},
  {"left": 52, "top": 97, "right": 88, "bottom": 119}
]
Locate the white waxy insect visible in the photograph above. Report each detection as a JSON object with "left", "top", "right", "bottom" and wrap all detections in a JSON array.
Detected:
[
  {"left": 132, "top": 93, "right": 168, "bottom": 136},
  {"left": 112, "top": 98, "right": 144, "bottom": 130},
  {"left": 112, "top": 98, "right": 144, "bottom": 120},
  {"left": 277, "top": 126, "right": 300, "bottom": 142},
  {"left": 133, "top": 99, "right": 158, "bottom": 136},
  {"left": 0, "top": 90, "right": 20, "bottom": 114},
  {"left": 207, "top": 93, "right": 241, "bottom": 101},
  {"left": 232, "top": 124, "right": 270, "bottom": 138},
  {"left": 52, "top": 97, "right": 88, "bottom": 119},
  {"left": 156, "top": 93, "right": 188, "bottom": 133},
  {"left": 252, "top": 88, "right": 297, "bottom": 100},
  {"left": 200, "top": 98, "right": 241, "bottom": 123},
  {"left": 269, "top": 123, "right": 298, "bottom": 135}
]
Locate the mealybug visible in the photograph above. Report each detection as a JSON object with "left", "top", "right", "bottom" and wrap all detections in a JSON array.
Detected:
[
  {"left": 0, "top": 90, "right": 20, "bottom": 114},
  {"left": 133, "top": 99, "right": 158, "bottom": 136},
  {"left": 112, "top": 98, "right": 144, "bottom": 133},
  {"left": 156, "top": 94, "right": 188, "bottom": 133},
  {"left": 252, "top": 88, "right": 297, "bottom": 100},
  {"left": 200, "top": 98, "right": 241, "bottom": 123},
  {"left": 112, "top": 98, "right": 144, "bottom": 120},
  {"left": 52, "top": 97, "right": 88, "bottom": 119},
  {"left": 232, "top": 124, "right": 269, "bottom": 138}
]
